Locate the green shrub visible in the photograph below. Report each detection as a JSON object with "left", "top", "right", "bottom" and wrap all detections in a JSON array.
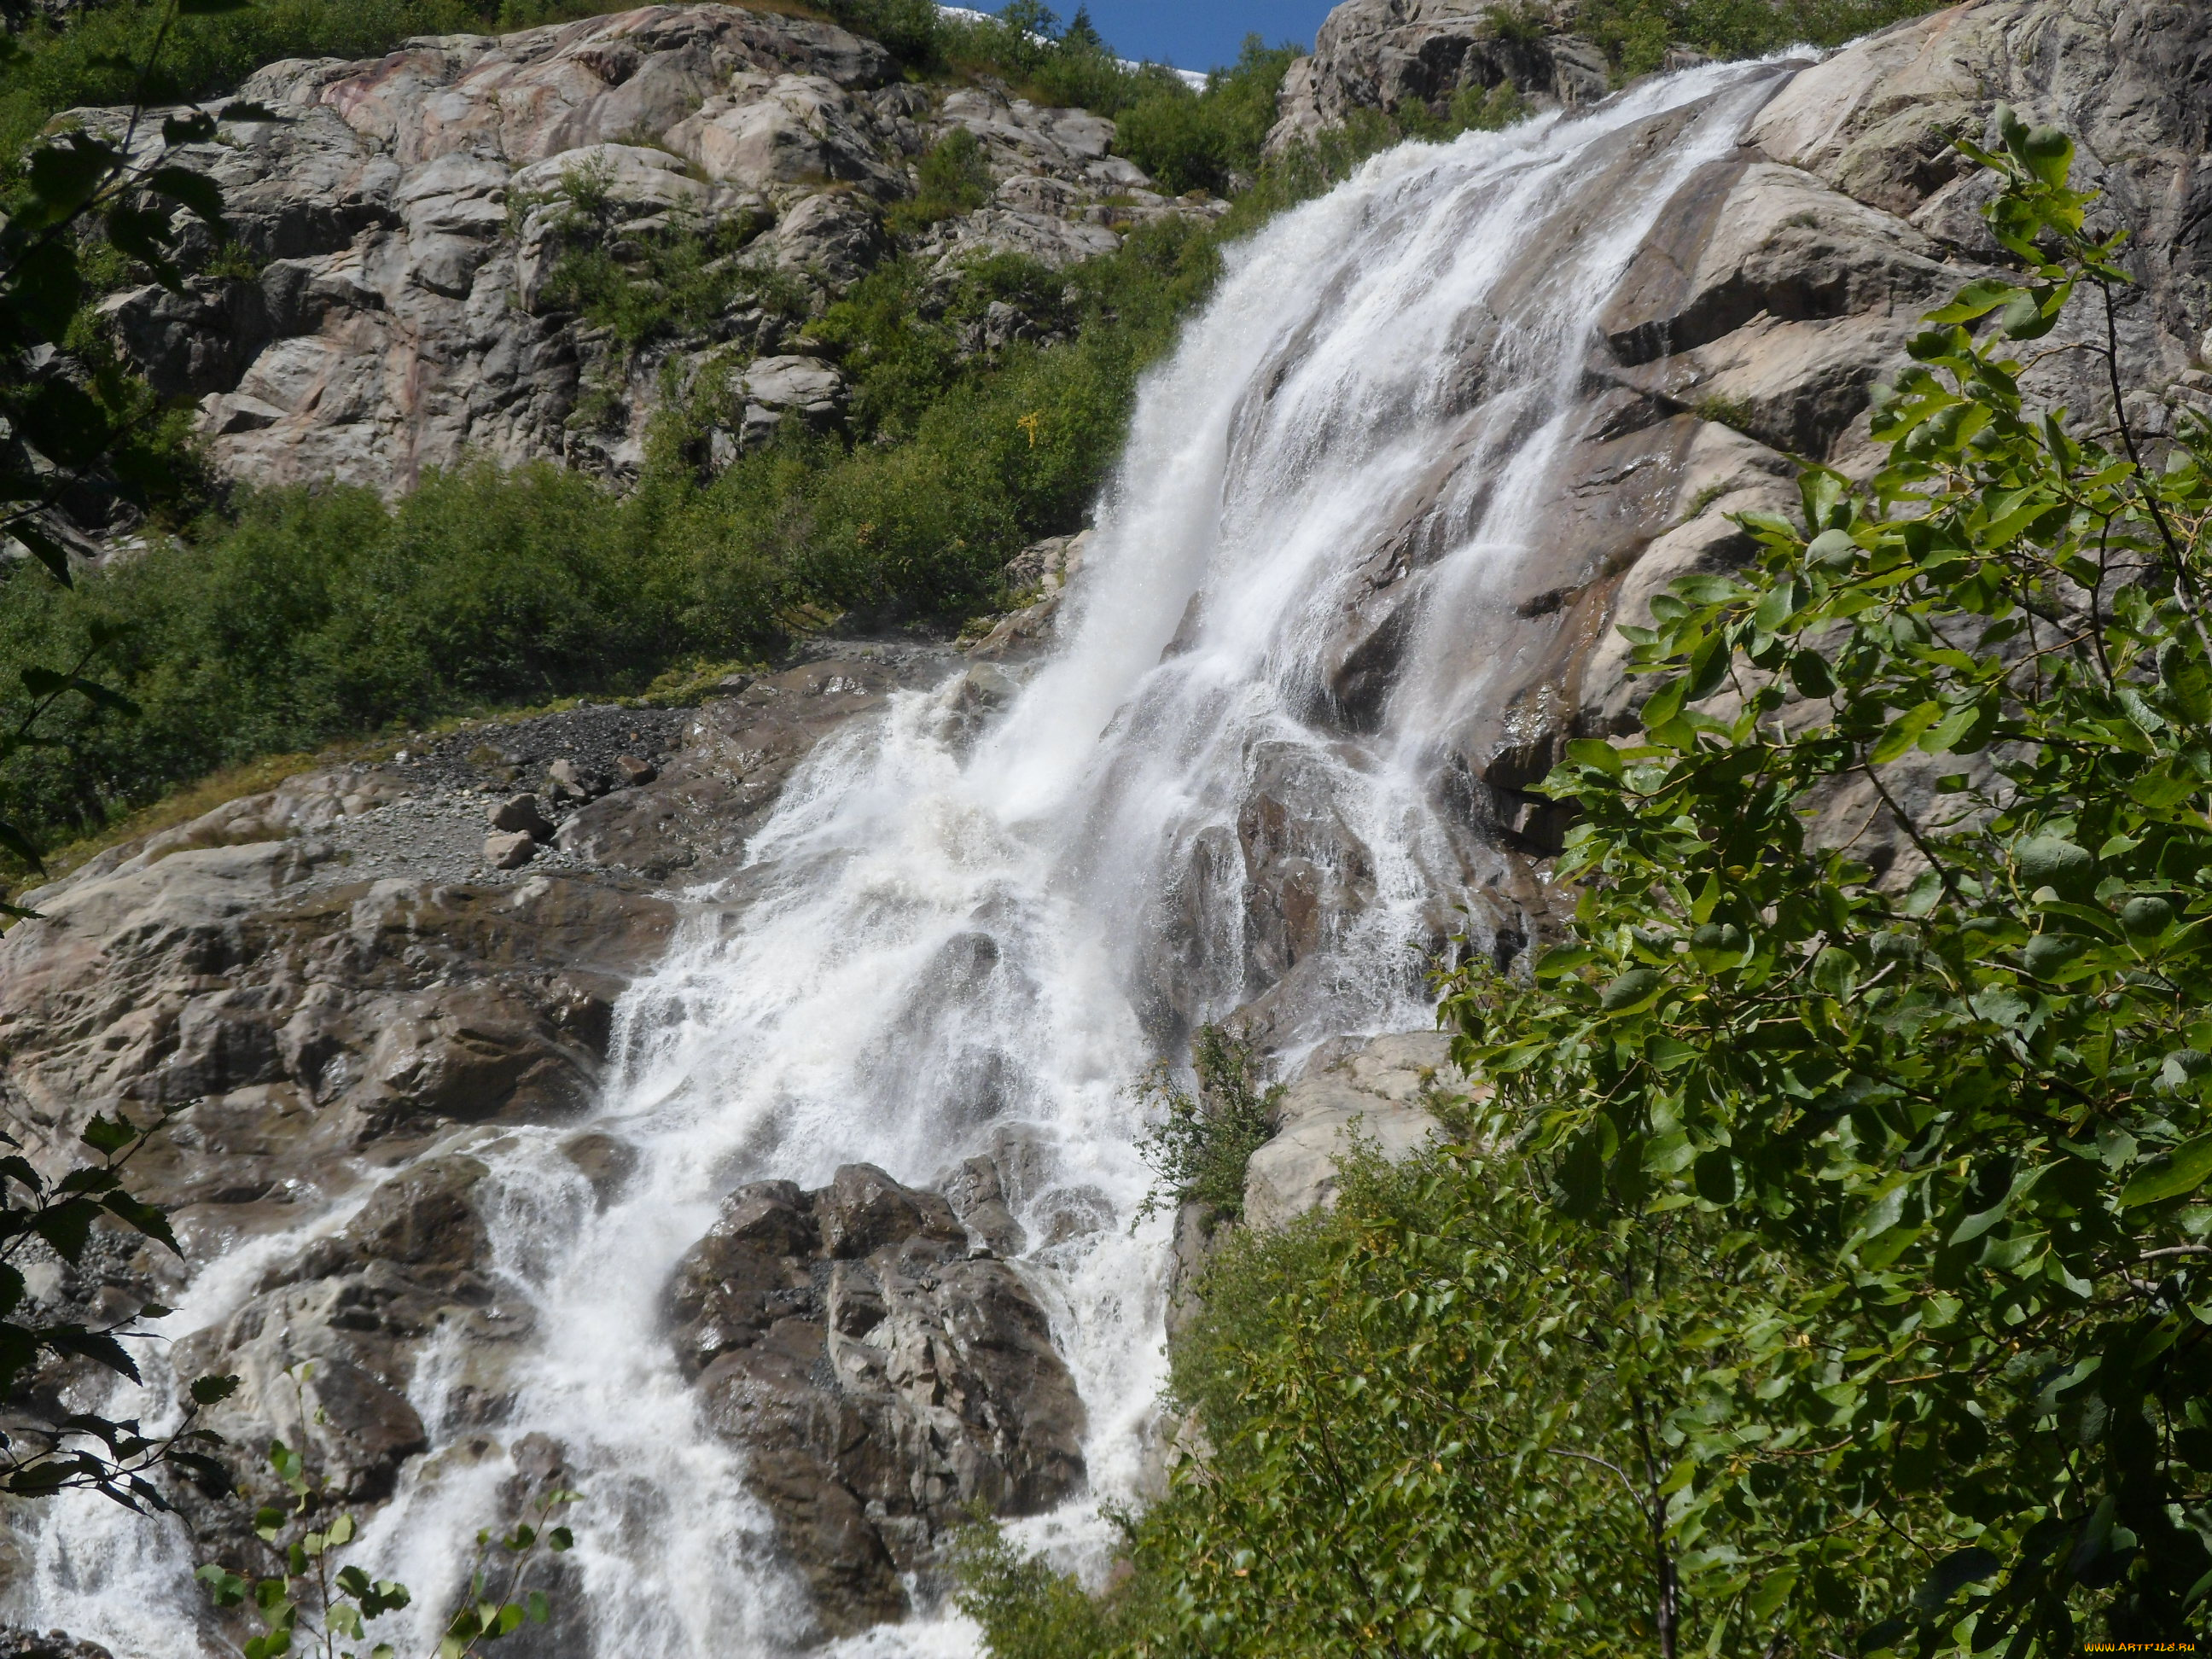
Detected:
[
  {"left": 530, "top": 164, "right": 797, "bottom": 357},
  {"left": 887, "top": 128, "right": 995, "bottom": 236},
  {"left": 952, "top": 1525, "right": 1117, "bottom": 1659},
  {"left": 967, "top": 1144, "right": 1913, "bottom": 1656},
  {"left": 1447, "top": 78, "right": 1528, "bottom": 132},
  {"left": 1132, "top": 1024, "right": 1280, "bottom": 1220},
  {"left": 1114, "top": 37, "right": 1300, "bottom": 195}
]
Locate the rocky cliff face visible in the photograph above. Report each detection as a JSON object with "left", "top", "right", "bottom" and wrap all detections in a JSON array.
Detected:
[
  {"left": 11, "top": 0, "right": 2212, "bottom": 1646},
  {"left": 84, "top": 3, "right": 1221, "bottom": 495},
  {"left": 1267, "top": 0, "right": 1610, "bottom": 152}
]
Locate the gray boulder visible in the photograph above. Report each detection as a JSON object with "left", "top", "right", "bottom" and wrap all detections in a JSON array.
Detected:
[
  {"left": 1266, "top": 0, "right": 1607, "bottom": 154},
  {"left": 669, "top": 1161, "right": 1086, "bottom": 1633},
  {"left": 1243, "top": 1032, "right": 1459, "bottom": 1230},
  {"left": 713, "top": 354, "right": 848, "bottom": 460}
]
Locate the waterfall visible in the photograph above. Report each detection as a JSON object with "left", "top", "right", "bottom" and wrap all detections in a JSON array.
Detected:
[{"left": 11, "top": 54, "right": 1797, "bottom": 1658}]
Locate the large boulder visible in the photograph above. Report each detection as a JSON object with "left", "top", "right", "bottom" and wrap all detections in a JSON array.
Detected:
[
  {"left": 1243, "top": 1032, "right": 1460, "bottom": 1230},
  {"left": 1266, "top": 0, "right": 1609, "bottom": 154},
  {"left": 670, "top": 1162, "right": 1086, "bottom": 1633}
]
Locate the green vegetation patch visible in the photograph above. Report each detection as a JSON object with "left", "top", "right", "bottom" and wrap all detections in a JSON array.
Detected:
[{"left": 1132, "top": 1024, "right": 1281, "bottom": 1222}]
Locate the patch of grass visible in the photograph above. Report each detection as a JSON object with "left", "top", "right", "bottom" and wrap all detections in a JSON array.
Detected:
[
  {"left": 1676, "top": 477, "right": 1733, "bottom": 524},
  {"left": 1691, "top": 389, "right": 1759, "bottom": 435},
  {"left": 22, "top": 744, "right": 361, "bottom": 889}
]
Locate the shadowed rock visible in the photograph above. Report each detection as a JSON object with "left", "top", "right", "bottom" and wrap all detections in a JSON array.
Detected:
[{"left": 669, "top": 1161, "right": 1086, "bottom": 1634}]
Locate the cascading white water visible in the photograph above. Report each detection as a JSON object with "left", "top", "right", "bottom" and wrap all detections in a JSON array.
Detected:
[{"left": 11, "top": 54, "right": 1800, "bottom": 1658}]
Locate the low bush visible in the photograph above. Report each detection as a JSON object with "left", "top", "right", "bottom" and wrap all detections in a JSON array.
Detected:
[
  {"left": 528, "top": 166, "right": 800, "bottom": 357},
  {"left": 1114, "top": 38, "right": 1300, "bottom": 195},
  {"left": 1132, "top": 1024, "right": 1281, "bottom": 1221},
  {"left": 886, "top": 128, "right": 995, "bottom": 236}
]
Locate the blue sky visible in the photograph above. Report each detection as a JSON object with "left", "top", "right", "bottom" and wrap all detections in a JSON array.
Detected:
[{"left": 1067, "top": 2, "right": 1336, "bottom": 72}]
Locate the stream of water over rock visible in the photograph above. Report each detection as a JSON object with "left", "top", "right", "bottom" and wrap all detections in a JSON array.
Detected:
[{"left": 17, "top": 55, "right": 1795, "bottom": 1657}]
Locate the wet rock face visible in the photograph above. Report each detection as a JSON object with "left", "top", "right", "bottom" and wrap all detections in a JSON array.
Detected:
[
  {"left": 668, "top": 1163, "right": 1086, "bottom": 1634},
  {"left": 64, "top": 4, "right": 1223, "bottom": 499},
  {"left": 0, "top": 641, "right": 964, "bottom": 1627}
]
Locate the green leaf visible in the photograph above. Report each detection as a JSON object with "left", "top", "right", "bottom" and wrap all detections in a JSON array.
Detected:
[
  {"left": 1919, "top": 700, "right": 1984, "bottom": 754},
  {"left": 1692, "top": 1149, "right": 1737, "bottom": 1205},
  {"left": 1640, "top": 677, "right": 1686, "bottom": 729},
  {"left": 1805, "top": 527, "right": 1857, "bottom": 568},
  {"left": 2000, "top": 286, "right": 2063, "bottom": 340},
  {"left": 1789, "top": 649, "right": 1836, "bottom": 699},
  {"left": 2020, "top": 125, "right": 2074, "bottom": 189},
  {"left": 2163, "top": 642, "right": 2212, "bottom": 723},
  {"left": 0, "top": 817, "right": 47, "bottom": 874},
  {"left": 48, "top": 1325, "right": 142, "bottom": 1382},
  {"left": 2120, "top": 1132, "right": 2212, "bottom": 1207},
  {"left": 1872, "top": 701, "right": 1942, "bottom": 764},
  {"left": 1563, "top": 738, "right": 1621, "bottom": 776},
  {"left": 102, "top": 203, "right": 186, "bottom": 290},
  {"left": 25, "top": 131, "right": 121, "bottom": 213},
  {"left": 28, "top": 1197, "right": 98, "bottom": 1260},
  {"left": 1534, "top": 946, "right": 1597, "bottom": 979},
  {"left": 1925, "top": 279, "right": 2022, "bottom": 323},
  {"left": 12, "top": 380, "right": 108, "bottom": 469},
  {"left": 1912, "top": 1545, "right": 2000, "bottom": 1610},
  {"left": 190, "top": 1371, "right": 242, "bottom": 1405},
  {"left": 2015, "top": 835, "right": 2094, "bottom": 899},
  {"left": 1598, "top": 968, "right": 1663, "bottom": 1013},
  {"left": 79, "top": 1114, "right": 137, "bottom": 1155},
  {"left": 2, "top": 240, "right": 84, "bottom": 346}
]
